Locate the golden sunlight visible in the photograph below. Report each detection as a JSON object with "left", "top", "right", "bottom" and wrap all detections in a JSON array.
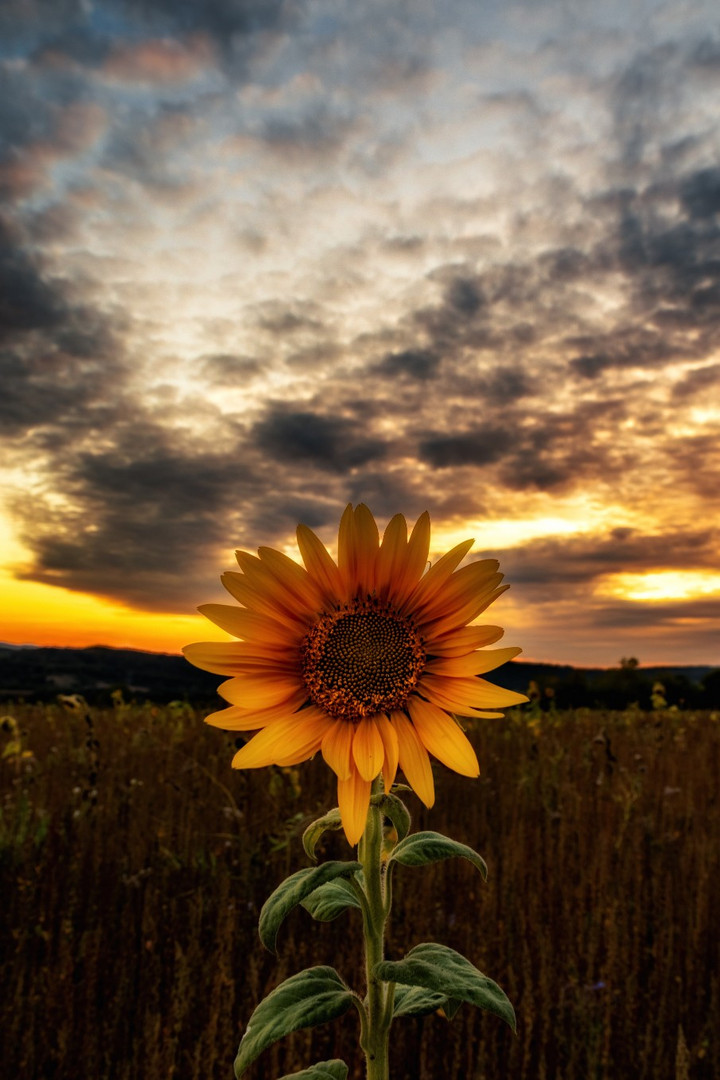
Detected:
[{"left": 595, "top": 570, "right": 720, "bottom": 603}]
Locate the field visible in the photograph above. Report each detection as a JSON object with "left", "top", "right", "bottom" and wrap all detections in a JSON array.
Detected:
[{"left": 2, "top": 698, "right": 718, "bottom": 1080}]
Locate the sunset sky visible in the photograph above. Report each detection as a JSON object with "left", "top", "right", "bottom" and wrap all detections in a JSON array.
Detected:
[{"left": 1, "top": 0, "right": 719, "bottom": 667}]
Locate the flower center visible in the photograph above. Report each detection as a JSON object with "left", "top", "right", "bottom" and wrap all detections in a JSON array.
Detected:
[{"left": 301, "top": 598, "right": 426, "bottom": 722}]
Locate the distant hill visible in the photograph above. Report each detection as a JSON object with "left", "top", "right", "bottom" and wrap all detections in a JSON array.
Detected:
[{"left": 0, "top": 643, "right": 717, "bottom": 709}]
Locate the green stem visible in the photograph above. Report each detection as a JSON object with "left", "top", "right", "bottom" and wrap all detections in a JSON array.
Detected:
[{"left": 358, "top": 779, "right": 392, "bottom": 1080}]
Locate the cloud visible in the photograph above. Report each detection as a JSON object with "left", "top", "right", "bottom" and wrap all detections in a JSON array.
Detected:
[{"left": 252, "top": 406, "right": 389, "bottom": 472}]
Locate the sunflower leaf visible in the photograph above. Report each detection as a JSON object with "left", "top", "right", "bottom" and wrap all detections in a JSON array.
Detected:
[
  {"left": 234, "top": 967, "right": 356, "bottom": 1077},
  {"left": 275, "top": 1060, "right": 349, "bottom": 1080},
  {"left": 392, "top": 984, "right": 457, "bottom": 1018},
  {"left": 259, "top": 862, "right": 362, "bottom": 953},
  {"left": 301, "top": 877, "right": 363, "bottom": 921},
  {"left": 388, "top": 830, "right": 488, "bottom": 880},
  {"left": 302, "top": 808, "right": 344, "bottom": 862},
  {"left": 375, "top": 943, "right": 515, "bottom": 1031},
  {"left": 370, "top": 791, "right": 411, "bottom": 841}
]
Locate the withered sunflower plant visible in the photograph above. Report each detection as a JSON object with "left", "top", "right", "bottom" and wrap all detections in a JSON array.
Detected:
[{"left": 185, "top": 504, "right": 526, "bottom": 1080}]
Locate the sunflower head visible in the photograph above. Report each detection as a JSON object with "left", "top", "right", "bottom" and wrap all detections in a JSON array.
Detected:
[{"left": 184, "top": 504, "right": 527, "bottom": 845}]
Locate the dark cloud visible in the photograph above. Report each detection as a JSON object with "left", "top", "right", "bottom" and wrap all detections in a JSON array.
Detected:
[
  {"left": 493, "top": 527, "right": 719, "bottom": 589},
  {"left": 419, "top": 427, "right": 514, "bottom": 469},
  {"left": 680, "top": 167, "right": 720, "bottom": 220},
  {"left": 13, "top": 431, "right": 261, "bottom": 608},
  {"left": 375, "top": 348, "right": 439, "bottom": 380},
  {"left": 445, "top": 276, "right": 485, "bottom": 316},
  {"left": 252, "top": 407, "right": 388, "bottom": 472},
  {"left": 0, "top": 222, "right": 64, "bottom": 339},
  {"left": 672, "top": 362, "right": 720, "bottom": 398}
]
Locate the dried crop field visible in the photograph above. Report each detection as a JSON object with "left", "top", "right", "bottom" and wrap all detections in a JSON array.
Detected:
[{"left": 1, "top": 699, "right": 718, "bottom": 1080}]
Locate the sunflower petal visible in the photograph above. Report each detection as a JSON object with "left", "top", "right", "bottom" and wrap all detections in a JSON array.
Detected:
[
  {"left": 376, "top": 514, "right": 408, "bottom": 597},
  {"left": 352, "top": 504, "right": 379, "bottom": 594},
  {"left": 421, "top": 674, "right": 528, "bottom": 712},
  {"left": 296, "top": 523, "right": 344, "bottom": 599},
  {"left": 257, "top": 547, "right": 325, "bottom": 613},
  {"left": 391, "top": 711, "right": 435, "bottom": 807},
  {"left": 207, "top": 692, "right": 308, "bottom": 726},
  {"left": 221, "top": 572, "right": 308, "bottom": 631},
  {"left": 322, "top": 719, "right": 355, "bottom": 780},
  {"left": 216, "top": 676, "right": 305, "bottom": 708},
  {"left": 425, "top": 646, "right": 522, "bottom": 677},
  {"left": 337, "top": 503, "right": 356, "bottom": 586},
  {"left": 375, "top": 713, "right": 399, "bottom": 789},
  {"left": 406, "top": 696, "right": 479, "bottom": 777},
  {"left": 394, "top": 510, "right": 431, "bottom": 602},
  {"left": 337, "top": 769, "right": 372, "bottom": 846},
  {"left": 231, "top": 709, "right": 331, "bottom": 770},
  {"left": 425, "top": 625, "right": 505, "bottom": 656},
  {"left": 420, "top": 584, "right": 510, "bottom": 638},
  {"left": 404, "top": 539, "right": 474, "bottom": 616},
  {"left": 352, "top": 717, "right": 385, "bottom": 782},
  {"left": 199, "top": 603, "right": 296, "bottom": 645}
]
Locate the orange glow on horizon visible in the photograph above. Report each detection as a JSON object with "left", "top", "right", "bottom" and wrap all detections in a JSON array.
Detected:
[{"left": 0, "top": 572, "right": 228, "bottom": 654}]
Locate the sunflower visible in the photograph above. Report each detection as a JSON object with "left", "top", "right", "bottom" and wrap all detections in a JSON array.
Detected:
[{"left": 184, "top": 504, "right": 527, "bottom": 845}]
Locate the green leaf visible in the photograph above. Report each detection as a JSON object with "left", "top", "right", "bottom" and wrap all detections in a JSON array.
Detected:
[
  {"left": 302, "top": 808, "right": 344, "bottom": 862},
  {"left": 276, "top": 1060, "right": 349, "bottom": 1080},
  {"left": 388, "top": 830, "right": 488, "bottom": 880},
  {"left": 234, "top": 967, "right": 355, "bottom": 1077},
  {"left": 259, "top": 862, "right": 362, "bottom": 952},
  {"left": 375, "top": 943, "right": 516, "bottom": 1031},
  {"left": 392, "top": 985, "right": 452, "bottom": 1018},
  {"left": 301, "top": 877, "right": 362, "bottom": 921},
  {"left": 370, "top": 791, "right": 411, "bottom": 841}
]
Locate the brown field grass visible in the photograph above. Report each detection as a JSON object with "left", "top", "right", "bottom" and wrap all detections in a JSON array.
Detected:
[{"left": 1, "top": 698, "right": 718, "bottom": 1080}]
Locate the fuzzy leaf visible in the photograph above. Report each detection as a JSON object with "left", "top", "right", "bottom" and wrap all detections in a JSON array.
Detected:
[
  {"left": 259, "top": 862, "right": 361, "bottom": 952},
  {"left": 275, "top": 1060, "right": 349, "bottom": 1080},
  {"left": 301, "top": 877, "right": 362, "bottom": 922},
  {"left": 375, "top": 943, "right": 515, "bottom": 1031},
  {"left": 302, "top": 808, "right": 344, "bottom": 862},
  {"left": 392, "top": 985, "right": 453, "bottom": 1018},
  {"left": 371, "top": 791, "right": 411, "bottom": 841},
  {"left": 388, "top": 831, "right": 488, "bottom": 880},
  {"left": 234, "top": 967, "right": 355, "bottom": 1077}
]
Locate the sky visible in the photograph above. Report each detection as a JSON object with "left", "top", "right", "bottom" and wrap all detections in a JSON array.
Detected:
[{"left": 1, "top": 0, "right": 719, "bottom": 668}]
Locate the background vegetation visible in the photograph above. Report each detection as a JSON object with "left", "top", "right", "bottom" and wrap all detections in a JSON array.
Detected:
[{"left": 2, "top": 696, "right": 718, "bottom": 1079}]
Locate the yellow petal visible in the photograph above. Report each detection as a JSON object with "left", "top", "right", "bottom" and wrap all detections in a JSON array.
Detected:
[
  {"left": 404, "top": 539, "right": 474, "bottom": 616},
  {"left": 337, "top": 503, "right": 356, "bottom": 587},
  {"left": 375, "top": 713, "right": 399, "bottom": 789},
  {"left": 406, "top": 696, "right": 479, "bottom": 777},
  {"left": 257, "top": 547, "right": 325, "bottom": 613},
  {"left": 352, "top": 717, "right": 385, "bottom": 782},
  {"left": 215, "top": 675, "right": 305, "bottom": 708},
  {"left": 206, "top": 693, "right": 308, "bottom": 727},
  {"left": 231, "top": 709, "right": 331, "bottom": 769},
  {"left": 391, "top": 710, "right": 435, "bottom": 807},
  {"left": 417, "top": 563, "right": 501, "bottom": 622},
  {"left": 198, "top": 603, "right": 296, "bottom": 645},
  {"left": 296, "top": 523, "right": 344, "bottom": 600},
  {"left": 233, "top": 554, "right": 317, "bottom": 621},
  {"left": 321, "top": 718, "right": 355, "bottom": 780},
  {"left": 425, "top": 625, "right": 505, "bottom": 656},
  {"left": 394, "top": 510, "right": 431, "bottom": 603},
  {"left": 337, "top": 768, "right": 372, "bottom": 846},
  {"left": 221, "top": 572, "right": 308, "bottom": 632},
  {"left": 420, "top": 584, "right": 510, "bottom": 638},
  {"left": 352, "top": 504, "right": 379, "bottom": 593},
  {"left": 203, "top": 704, "right": 282, "bottom": 730},
  {"left": 183, "top": 641, "right": 297, "bottom": 677},
  {"left": 421, "top": 674, "right": 528, "bottom": 712},
  {"left": 375, "top": 513, "right": 408, "bottom": 597},
  {"left": 425, "top": 646, "right": 522, "bottom": 677}
]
